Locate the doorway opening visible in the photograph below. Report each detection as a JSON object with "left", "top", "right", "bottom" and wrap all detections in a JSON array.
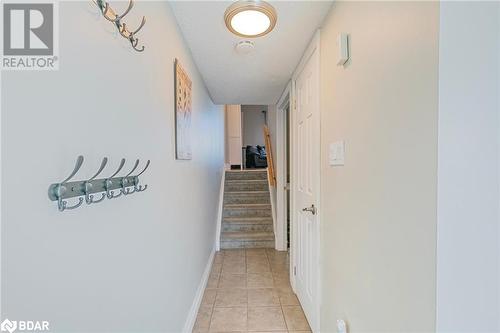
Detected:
[{"left": 241, "top": 105, "right": 269, "bottom": 170}]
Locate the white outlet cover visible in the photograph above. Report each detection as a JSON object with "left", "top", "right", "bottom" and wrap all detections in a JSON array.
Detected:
[
  {"left": 337, "top": 319, "right": 347, "bottom": 333},
  {"left": 329, "top": 140, "right": 345, "bottom": 166}
]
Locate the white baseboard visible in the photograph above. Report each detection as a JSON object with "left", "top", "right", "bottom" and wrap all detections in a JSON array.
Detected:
[
  {"left": 183, "top": 248, "right": 215, "bottom": 333},
  {"left": 215, "top": 168, "right": 226, "bottom": 251}
]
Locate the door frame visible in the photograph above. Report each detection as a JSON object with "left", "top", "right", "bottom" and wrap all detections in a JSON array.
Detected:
[
  {"left": 275, "top": 82, "right": 291, "bottom": 251},
  {"left": 290, "top": 30, "right": 321, "bottom": 332}
]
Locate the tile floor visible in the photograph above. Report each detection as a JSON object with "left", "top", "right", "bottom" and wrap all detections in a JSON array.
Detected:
[{"left": 193, "top": 248, "right": 311, "bottom": 333}]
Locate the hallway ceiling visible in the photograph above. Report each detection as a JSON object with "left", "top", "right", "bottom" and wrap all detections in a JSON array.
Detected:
[{"left": 169, "top": 1, "right": 333, "bottom": 105}]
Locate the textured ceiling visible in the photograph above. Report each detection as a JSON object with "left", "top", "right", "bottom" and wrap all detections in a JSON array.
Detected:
[{"left": 170, "top": 1, "right": 333, "bottom": 105}]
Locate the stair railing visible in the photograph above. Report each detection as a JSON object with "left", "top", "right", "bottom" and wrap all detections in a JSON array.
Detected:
[{"left": 263, "top": 125, "right": 276, "bottom": 187}]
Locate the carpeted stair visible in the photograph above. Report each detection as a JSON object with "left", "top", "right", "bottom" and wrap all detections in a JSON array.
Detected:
[{"left": 220, "top": 169, "right": 275, "bottom": 249}]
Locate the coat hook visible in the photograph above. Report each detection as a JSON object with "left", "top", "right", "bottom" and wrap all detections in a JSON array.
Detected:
[
  {"left": 119, "top": 23, "right": 130, "bottom": 39},
  {"left": 115, "top": 0, "right": 134, "bottom": 21},
  {"left": 84, "top": 157, "right": 108, "bottom": 204},
  {"left": 131, "top": 16, "right": 146, "bottom": 35},
  {"left": 93, "top": 0, "right": 146, "bottom": 52},
  {"left": 53, "top": 155, "right": 85, "bottom": 211},
  {"left": 105, "top": 158, "right": 126, "bottom": 199},
  {"left": 103, "top": 0, "right": 133, "bottom": 23},
  {"left": 131, "top": 38, "right": 145, "bottom": 52},
  {"left": 94, "top": 0, "right": 106, "bottom": 12},
  {"left": 132, "top": 159, "right": 150, "bottom": 192},
  {"left": 121, "top": 159, "right": 139, "bottom": 195}
]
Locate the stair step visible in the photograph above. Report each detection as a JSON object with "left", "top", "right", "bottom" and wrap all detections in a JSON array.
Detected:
[
  {"left": 222, "top": 217, "right": 273, "bottom": 224},
  {"left": 225, "top": 180, "right": 268, "bottom": 184},
  {"left": 225, "top": 180, "right": 269, "bottom": 192},
  {"left": 223, "top": 205, "right": 272, "bottom": 218},
  {"left": 224, "top": 203, "right": 271, "bottom": 209},
  {"left": 225, "top": 170, "right": 268, "bottom": 181},
  {"left": 224, "top": 191, "right": 270, "bottom": 205},
  {"left": 221, "top": 231, "right": 275, "bottom": 241},
  {"left": 222, "top": 216, "right": 273, "bottom": 232},
  {"left": 222, "top": 223, "right": 273, "bottom": 232},
  {"left": 220, "top": 231, "right": 275, "bottom": 249},
  {"left": 220, "top": 239, "right": 275, "bottom": 249}
]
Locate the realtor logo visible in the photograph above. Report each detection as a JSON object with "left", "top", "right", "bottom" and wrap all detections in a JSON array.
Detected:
[
  {"left": 3, "top": 3, "right": 53, "bottom": 55},
  {"left": 0, "top": 319, "right": 17, "bottom": 333},
  {"left": 2, "top": 2, "right": 58, "bottom": 70}
]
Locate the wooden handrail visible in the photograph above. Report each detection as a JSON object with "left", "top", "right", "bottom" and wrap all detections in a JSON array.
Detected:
[{"left": 263, "top": 125, "right": 276, "bottom": 187}]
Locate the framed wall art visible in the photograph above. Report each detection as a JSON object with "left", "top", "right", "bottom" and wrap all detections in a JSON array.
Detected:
[{"left": 174, "top": 59, "right": 192, "bottom": 160}]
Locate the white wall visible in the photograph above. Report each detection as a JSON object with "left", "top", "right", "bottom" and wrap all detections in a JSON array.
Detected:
[
  {"left": 242, "top": 105, "right": 267, "bottom": 147},
  {"left": 437, "top": 2, "right": 500, "bottom": 332},
  {"left": 319, "top": 2, "right": 439, "bottom": 331},
  {"left": 1, "top": 2, "right": 224, "bottom": 332}
]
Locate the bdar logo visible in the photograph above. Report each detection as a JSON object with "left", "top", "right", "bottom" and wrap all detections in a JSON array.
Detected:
[{"left": 0, "top": 319, "right": 17, "bottom": 333}]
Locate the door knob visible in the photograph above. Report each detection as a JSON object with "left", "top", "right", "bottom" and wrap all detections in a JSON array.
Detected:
[{"left": 302, "top": 204, "right": 317, "bottom": 215}]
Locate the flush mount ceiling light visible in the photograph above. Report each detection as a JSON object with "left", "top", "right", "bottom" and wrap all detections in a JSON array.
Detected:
[{"left": 224, "top": 1, "right": 277, "bottom": 38}]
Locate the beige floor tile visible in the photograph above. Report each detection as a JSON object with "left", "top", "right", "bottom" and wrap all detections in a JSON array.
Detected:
[
  {"left": 211, "top": 263, "right": 223, "bottom": 275},
  {"left": 278, "top": 291, "right": 299, "bottom": 306},
  {"left": 247, "top": 261, "right": 271, "bottom": 273},
  {"left": 268, "top": 255, "right": 288, "bottom": 263},
  {"left": 215, "top": 289, "right": 247, "bottom": 307},
  {"left": 247, "top": 288, "right": 280, "bottom": 306},
  {"left": 209, "top": 307, "right": 247, "bottom": 332},
  {"left": 214, "top": 252, "right": 224, "bottom": 264},
  {"left": 218, "top": 274, "right": 247, "bottom": 289},
  {"left": 193, "top": 306, "right": 213, "bottom": 331},
  {"left": 271, "top": 268, "right": 289, "bottom": 278},
  {"left": 222, "top": 261, "right": 246, "bottom": 274},
  {"left": 266, "top": 250, "right": 288, "bottom": 259},
  {"left": 282, "top": 306, "right": 311, "bottom": 331},
  {"left": 273, "top": 281, "right": 291, "bottom": 289},
  {"left": 247, "top": 306, "right": 287, "bottom": 331},
  {"left": 246, "top": 255, "right": 268, "bottom": 264},
  {"left": 247, "top": 272, "right": 274, "bottom": 288},
  {"left": 201, "top": 289, "right": 217, "bottom": 307},
  {"left": 207, "top": 272, "right": 220, "bottom": 289},
  {"left": 275, "top": 286, "right": 294, "bottom": 296},
  {"left": 270, "top": 262, "right": 289, "bottom": 273},
  {"left": 223, "top": 249, "right": 246, "bottom": 257},
  {"left": 273, "top": 275, "right": 291, "bottom": 288},
  {"left": 246, "top": 248, "right": 267, "bottom": 256},
  {"left": 224, "top": 252, "right": 246, "bottom": 262}
]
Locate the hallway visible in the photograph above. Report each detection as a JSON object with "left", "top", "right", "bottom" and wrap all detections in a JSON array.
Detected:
[
  {"left": 1, "top": 1, "right": 499, "bottom": 332},
  {"left": 194, "top": 249, "right": 310, "bottom": 332}
]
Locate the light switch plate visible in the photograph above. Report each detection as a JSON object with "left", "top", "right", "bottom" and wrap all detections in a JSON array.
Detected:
[
  {"left": 329, "top": 141, "right": 345, "bottom": 166},
  {"left": 337, "top": 319, "right": 347, "bottom": 333},
  {"left": 337, "top": 33, "right": 349, "bottom": 66}
]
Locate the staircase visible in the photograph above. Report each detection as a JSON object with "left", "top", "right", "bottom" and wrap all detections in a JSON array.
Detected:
[{"left": 220, "top": 169, "right": 275, "bottom": 249}]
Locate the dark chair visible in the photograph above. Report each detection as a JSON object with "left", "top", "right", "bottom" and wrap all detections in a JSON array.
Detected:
[{"left": 245, "top": 145, "right": 268, "bottom": 168}]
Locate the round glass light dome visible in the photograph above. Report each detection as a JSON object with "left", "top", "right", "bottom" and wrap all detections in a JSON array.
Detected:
[{"left": 224, "top": 1, "right": 277, "bottom": 38}]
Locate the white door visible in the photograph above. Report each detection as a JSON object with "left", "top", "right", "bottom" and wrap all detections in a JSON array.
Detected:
[
  {"left": 292, "top": 35, "right": 320, "bottom": 331},
  {"left": 226, "top": 105, "right": 242, "bottom": 167}
]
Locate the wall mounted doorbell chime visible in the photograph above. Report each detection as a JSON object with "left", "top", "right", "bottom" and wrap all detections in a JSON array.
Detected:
[{"left": 48, "top": 156, "right": 150, "bottom": 212}]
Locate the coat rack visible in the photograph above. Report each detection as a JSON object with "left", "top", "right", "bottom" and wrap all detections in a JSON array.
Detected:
[
  {"left": 92, "top": 0, "right": 146, "bottom": 52},
  {"left": 48, "top": 156, "right": 150, "bottom": 212}
]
